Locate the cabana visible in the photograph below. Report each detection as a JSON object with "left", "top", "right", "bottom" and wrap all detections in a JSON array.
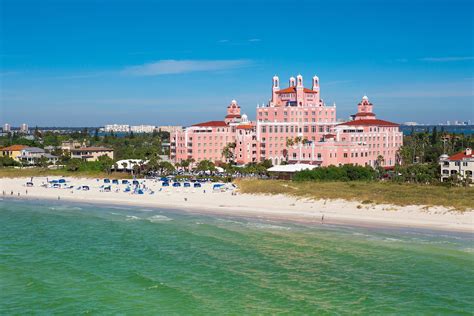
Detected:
[
  {"left": 162, "top": 182, "right": 169, "bottom": 187},
  {"left": 172, "top": 182, "right": 181, "bottom": 187},
  {"left": 112, "top": 179, "right": 119, "bottom": 184},
  {"left": 183, "top": 182, "right": 191, "bottom": 187},
  {"left": 193, "top": 182, "right": 201, "bottom": 188},
  {"left": 104, "top": 179, "right": 111, "bottom": 183}
]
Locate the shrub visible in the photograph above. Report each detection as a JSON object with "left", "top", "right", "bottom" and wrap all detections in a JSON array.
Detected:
[{"left": 293, "top": 165, "right": 377, "bottom": 182}]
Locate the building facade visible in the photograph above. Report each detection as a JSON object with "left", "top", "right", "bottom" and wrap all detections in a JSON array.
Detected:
[
  {"left": 171, "top": 75, "right": 402, "bottom": 168},
  {"left": 18, "top": 147, "right": 58, "bottom": 165},
  {"left": 1, "top": 145, "right": 28, "bottom": 161},
  {"left": 71, "top": 147, "right": 114, "bottom": 162},
  {"left": 439, "top": 148, "right": 474, "bottom": 182}
]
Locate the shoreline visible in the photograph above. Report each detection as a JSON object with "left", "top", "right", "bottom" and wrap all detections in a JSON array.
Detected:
[{"left": 1, "top": 177, "right": 473, "bottom": 234}]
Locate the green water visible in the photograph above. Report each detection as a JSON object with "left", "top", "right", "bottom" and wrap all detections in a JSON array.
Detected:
[{"left": 1, "top": 200, "right": 473, "bottom": 314}]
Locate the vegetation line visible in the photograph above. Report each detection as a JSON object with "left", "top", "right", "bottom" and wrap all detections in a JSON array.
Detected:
[{"left": 236, "top": 179, "right": 474, "bottom": 211}]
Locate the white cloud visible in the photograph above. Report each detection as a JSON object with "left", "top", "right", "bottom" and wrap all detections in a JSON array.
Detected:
[
  {"left": 419, "top": 56, "right": 474, "bottom": 62},
  {"left": 122, "top": 59, "right": 252, "bottom": 76}
]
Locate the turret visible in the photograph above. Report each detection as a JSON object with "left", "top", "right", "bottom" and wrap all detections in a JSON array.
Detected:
[
  {"left": 312, "top": 75, "right": 319, "bottom": 91},
  {"left": 296, "top": 74, "right": 303, "bottom": 87},
  {"left": 353, "top": 95, "right": 375, "bottom": 120},
  {"left": 289, "top": 76, "right": 296, "bottom": 87},
  {"left": 225, "top": 99, "right": 241, "bottom": 123},
  {"left": 271, "top": 75, "right": 280, "bottom": 104},
  {"left": 296, "top": 74, "right": 304, "bottom": 106}
]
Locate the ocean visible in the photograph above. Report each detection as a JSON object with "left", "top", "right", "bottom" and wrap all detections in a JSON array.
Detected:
[{"left": 1, "top": 199, "right": 473, "bottom": 314}]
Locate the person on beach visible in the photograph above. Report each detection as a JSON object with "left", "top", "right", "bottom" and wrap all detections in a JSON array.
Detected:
[{"left": 321, "top": 214, "right": 324, "bottom": 224}]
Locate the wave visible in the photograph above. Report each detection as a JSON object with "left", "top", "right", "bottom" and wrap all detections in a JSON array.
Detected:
[
  {"left": 148, "top": 215, "right": 172, "bottom": 223},
  {"left": 126, "top": 215, "right": 141, "bottom": 221}
]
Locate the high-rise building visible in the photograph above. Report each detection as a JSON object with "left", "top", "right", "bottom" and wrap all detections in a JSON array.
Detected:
[
  {"left": 3, "top": 123, "right": 11, "bottom": 132},
  {"left": 20, "top": 123, "right": 29, "bottom": 133}
]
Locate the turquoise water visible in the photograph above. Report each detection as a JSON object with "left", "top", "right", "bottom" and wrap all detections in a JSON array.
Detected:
[{"left": 1, "top": 200, "right": 473, "bottom": 314}]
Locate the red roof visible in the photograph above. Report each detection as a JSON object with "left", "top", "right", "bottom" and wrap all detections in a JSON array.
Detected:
[
  {"left": 355, "top": 112, "right": 376, "bottom": 117},
  {"left": 337, "top": 119, "right": 399, "bottom": 127},
  {"left": 192, "top": 121, "right": 228, "bottom": 127},
  {"left": 225, "top": 114, "right": 241, "bottom": 118},
  {"left": 323, "top": 134, "right": 336, "bottom": 138},
  {"left": 448, "top": 150, "right": 474, "bottom": 161},
  {"left": 276, "top": 87, "right": 318, "bottom": 94},
  {"left": 236, "top": 125, "right": 254, "bottom": 130},
  {"left": 1, "top": 145, "right": 28, "bottom": 151}
]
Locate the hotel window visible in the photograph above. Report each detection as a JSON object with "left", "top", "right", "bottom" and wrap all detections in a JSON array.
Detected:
[
  {"left": 312, "top": 126, "right": 316, "bottom": 133},
  {"left": 304, "top": 126, "right": 308, "bottom": 133},
  {"left": 269, "top": 126, "right": 273, "bottom": 133},
  {"left": 262, "top": 126, "right": 266, "bottom": 133}
]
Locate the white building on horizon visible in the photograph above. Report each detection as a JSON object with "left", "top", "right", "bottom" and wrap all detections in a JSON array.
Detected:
[
  {"left": 104, "top": 124, "right": 130, "bottom": 133},
  {"left": 130, "top": 125, "right": 156, "bottom": 133},
  {"left": 3, "top": 123, "right": 11, "bottom": 132},
  {"left": 20, "top": 123, "right": 29, "bottom": 133}
]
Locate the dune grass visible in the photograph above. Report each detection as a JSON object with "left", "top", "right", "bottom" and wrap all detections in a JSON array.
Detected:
[
  {"left": 235, "top": 179, "right": 474, "bottom": 211},
  {"left": 0, "top": 167, "right": 132, "bottom": 179}
]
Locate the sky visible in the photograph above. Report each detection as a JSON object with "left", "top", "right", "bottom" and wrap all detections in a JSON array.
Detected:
[{"left": 1, "top": 0, "right": 473, "bottom": 127}]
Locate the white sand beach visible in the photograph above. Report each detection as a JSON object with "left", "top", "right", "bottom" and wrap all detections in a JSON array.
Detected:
[{"left": 1, "top": 177, "right": 473, "bottom": 233}]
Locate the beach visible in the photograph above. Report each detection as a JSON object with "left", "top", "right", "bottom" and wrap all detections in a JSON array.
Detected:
[{"left": 1, "top": 177, "right": 473, "bottom": 233}]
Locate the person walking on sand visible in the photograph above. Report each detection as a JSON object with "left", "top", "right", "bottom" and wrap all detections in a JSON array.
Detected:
[{"left": 321, "top": 214, "right": 324, "bottom": 224}]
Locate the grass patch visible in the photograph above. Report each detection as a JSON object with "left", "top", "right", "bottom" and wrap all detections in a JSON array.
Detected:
[
  {"left": 0, "top": 167, "right": 132, "bottom": 179},
  {"left": 235, "top": 179, "right": 474, "bottom": 211}
]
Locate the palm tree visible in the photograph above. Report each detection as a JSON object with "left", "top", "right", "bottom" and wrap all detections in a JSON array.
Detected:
[{"left": 286, "top": 138, "right": 294, "bottom": 147}]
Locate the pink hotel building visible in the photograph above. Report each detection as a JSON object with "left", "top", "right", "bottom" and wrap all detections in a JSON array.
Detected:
[{"left": 171, "top": 75, "right": 403, "bottom": 168}]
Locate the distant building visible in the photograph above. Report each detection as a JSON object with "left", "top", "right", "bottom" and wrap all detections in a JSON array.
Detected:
[
  {"left": 403, "top": 122, "right": 419, "bottom": 126},
  {"left": 20, "top": 123, "right": 29, "bottom": 134},
  {"left": 70, "top": 147, "right": 114, "bottom": 162},
  {"left": 439, "top": 148, "right": 474, "bottom": 182},
  {"left": 158, "top": 126, "right": 183, "bottom": 134},
  {"left": 61, "top": 140, "right": 86, "bottom": 152},
  {"left": 130, "top": 125, "right": 156, "bottom": 133},
  {"left": 104, "top": 124, "right": 130, "bottom": 133},
  {"left": 3, "top": 123, "right": 11, "bottom": 132},
  {"left": 1, "top": 145, "right": 29, "bottom": 161}
]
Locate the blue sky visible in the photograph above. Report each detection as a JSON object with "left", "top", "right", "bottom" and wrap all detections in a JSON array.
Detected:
[{"left": 1, "top": 0, "right": 473, "bottom": 126}]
